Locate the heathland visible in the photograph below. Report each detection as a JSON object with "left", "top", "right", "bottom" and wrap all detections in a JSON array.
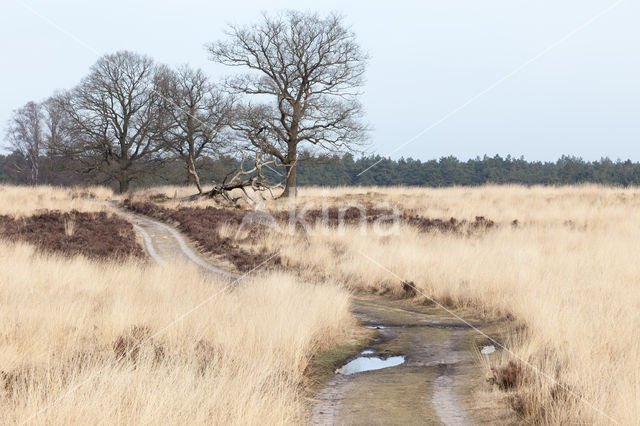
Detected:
[{"left": 1, "top": 184, "right": 637, "bottom": 424}]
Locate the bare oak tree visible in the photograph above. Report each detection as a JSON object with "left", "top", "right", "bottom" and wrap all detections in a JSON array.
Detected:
[
  {"left": 42, "top": 94, "right": 72, "bottom": 153},
  {"left": 207, "top": 11, "right": 368, "bottom": 197},
  {"left": 5, "top": 101, "right": 44, "bottom": 185},
  {"left": 62, "top": 51, "right": 165, "bottom": 193},
  {"left": 157, "top": 65, "right": 232, "bottom": 193}
]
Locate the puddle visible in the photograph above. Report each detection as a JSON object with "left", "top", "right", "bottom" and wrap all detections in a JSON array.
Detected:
[
  {"left": 336, "top": 355, "right": 405, "bottom": 375},
  {"left": 480, "top": 345, "right": 496, "bottom": 355},
  {"left": 360, "top": 349, "right": 376, "bottom": 355},
  {"left": 366, "top": 323, "right": 468, "bottom": 330}
]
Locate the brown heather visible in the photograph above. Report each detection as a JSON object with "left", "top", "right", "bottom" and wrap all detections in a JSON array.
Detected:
[{"left": 0, "top": 210, "right": 144, "bottom": 260}]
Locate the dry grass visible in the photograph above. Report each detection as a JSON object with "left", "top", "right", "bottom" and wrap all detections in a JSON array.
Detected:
[
  {"left": 6, "top": 183, "right": 639, "bottom": 423},
  {"left": 0, "top": 242, "right": 351, "bottom": 425},
  {"left": 0, "top": 185, "right": 113, "bottom": 215},
  {"left": 252, "top": 185, "right": 639, "bottom": 424},
  {"left": 130, "top": 184, "right": 640, "bottom": 423},
  {"left": 0, "top": 185, "right": 352, "bottom": 425}
]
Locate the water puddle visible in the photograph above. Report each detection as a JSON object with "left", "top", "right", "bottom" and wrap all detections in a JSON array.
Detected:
[
  {"left": 336, "top": 354, "right": 405, "bottom": 375},
  {"left": 480, "top": 345, "right": 496, "bottom": 355},
  {"left": 365, "top": 323, "right": 469, "bottom": 330},
  {"left": 360, "top": 349, "right": 376, "bottom": 355}
]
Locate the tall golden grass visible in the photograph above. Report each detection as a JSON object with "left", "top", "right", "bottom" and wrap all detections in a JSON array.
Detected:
[
  {"left": 5, "top": 183, "right": 638, "bottom": 423},
  {"left": 252, "top": 185, "right": 639, "bottom": 424},
  {"left": 0, "top": 184, "right": 352, "bottom": 425},
  {"left": 0, "top": 185, "right": 113, "bottom": 215},
  {"left": 0, "top": 243, "right": 351, "bottom": 424}
]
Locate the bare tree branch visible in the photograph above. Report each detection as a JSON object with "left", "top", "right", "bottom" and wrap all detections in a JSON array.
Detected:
[
  {"left": 156, "top": 64, "right": 233, "bottom": 193},
  {"left": 207, "top": 11, "right": 369, "bottom": 197},
  {"left": 61, "top": 51, "right": 167, "bottom": 193},
  {"left": 5, "top": 101, "right": 45, "bottom": 185}
]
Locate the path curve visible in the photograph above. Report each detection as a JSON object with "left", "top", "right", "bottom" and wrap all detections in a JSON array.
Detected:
[
  {"left": 112, "top": 204, "right": 240, "bottom": 280},
  {"left": 311, "top": 296, "right": 485, "bottom": 426},
  {"left": 112, "top": 203, "right": 498, "bottom": 425}
]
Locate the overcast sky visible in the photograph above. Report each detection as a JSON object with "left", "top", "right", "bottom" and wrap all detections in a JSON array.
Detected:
[{"left": 1, "top": 0, "right": 638, "bottom": 161}]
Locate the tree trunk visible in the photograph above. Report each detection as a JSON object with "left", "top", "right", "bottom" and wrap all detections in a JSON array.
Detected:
[
  {"left": 185, "top": 156, "right": 202, "bottom": 194},
  {"left": 119, "top": 178, "right": 130, "bottom": 194},
  {"left": 31, "top": 164, "right": 39, "bottom": 186},
  {"left": 193, "top": 173, "right": 202, "bottom": 194},
  {"left": 281, "top": 144, "right": 297, "bottom": 198},
  {"left": 118, "top": 166, "right": 130, "bottom": 193},
  {"left": 189, "top": 167, "right": 203, "bottom": 194},
  {"left": 282, "top": 164, "right": 297, "bottom": 198},
  {"left": 118, "top": 145, "right": 130, "bottom": 194}
]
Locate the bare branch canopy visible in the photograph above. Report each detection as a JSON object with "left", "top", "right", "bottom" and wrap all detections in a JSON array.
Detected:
[
  {"left": 61, "top": 51, "right": 166, "bottom": 193},
  {"left": 207, "top": 10, "right": 369, "bottom": 197},
  {"left": 156, "top": 64, "right": 233, "bottom": 193}
]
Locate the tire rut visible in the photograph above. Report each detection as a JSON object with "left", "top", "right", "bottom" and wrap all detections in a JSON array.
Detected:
[
  {"left": 311, "top": 296, "right": 482, "bottom": 425},
  {"left": 112, "top": 204, "right": 240, "bottom": 280}
]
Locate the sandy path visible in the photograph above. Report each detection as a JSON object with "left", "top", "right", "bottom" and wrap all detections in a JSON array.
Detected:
[{"left": 112, "top": 205, "right": 239, "bottom": 280}]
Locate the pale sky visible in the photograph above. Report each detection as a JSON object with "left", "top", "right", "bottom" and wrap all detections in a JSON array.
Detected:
[{"left": 1, "top": 0, "right": 638, "bottom": 161}]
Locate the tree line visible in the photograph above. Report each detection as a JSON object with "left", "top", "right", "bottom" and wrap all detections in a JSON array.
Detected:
[
  {"left": 2, "top": 11, "right": 367, "bottom": 196},
  {"left": 291, "top": 154, "right": 640, "bottom": 187},
  {"left": 5, "top": 151, "right": 640, "bottom": 187}
]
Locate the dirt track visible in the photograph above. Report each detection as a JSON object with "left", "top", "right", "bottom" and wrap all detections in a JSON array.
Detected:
[
  {"left": 113, "top": 205, "right": 239, "bottom": 280},
  {"left": 117, "top": 205, "right": 509, "bottom": 425},
  {"left": 311, "top": 296, "right": 511, "bottom": 425}
]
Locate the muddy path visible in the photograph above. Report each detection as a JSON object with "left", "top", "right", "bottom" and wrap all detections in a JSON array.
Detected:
[
  {"left": 312, "top": 296, "right": 511, "bottom": 425},
  {"left": 114, "top": 204, "right": 510, "bottom": 424},
  {"left": 112, "top": 205, "right": 239, "bottom": 280}
]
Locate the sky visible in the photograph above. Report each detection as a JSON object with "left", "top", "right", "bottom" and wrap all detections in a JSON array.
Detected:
[{"left": 1, "top": 0, "right": 639, "bottom": 162}]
